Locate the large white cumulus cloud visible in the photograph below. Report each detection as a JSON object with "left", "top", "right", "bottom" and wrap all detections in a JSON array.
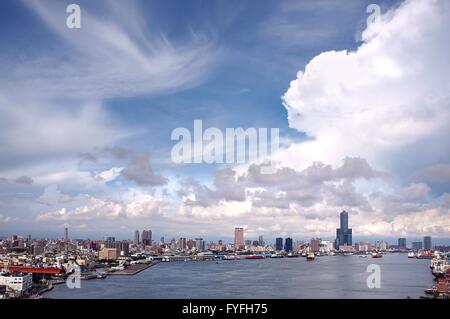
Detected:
[{"left": 281, "top": 0, "right": 450, "bottom": 171}]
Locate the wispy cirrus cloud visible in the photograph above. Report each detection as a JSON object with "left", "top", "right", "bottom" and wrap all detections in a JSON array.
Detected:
[{"left": 14, "top": 0, "right": 220, "bottom": 99}]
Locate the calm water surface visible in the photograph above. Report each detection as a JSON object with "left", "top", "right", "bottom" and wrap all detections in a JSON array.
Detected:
[{"left": 44, "top": 253, "right": 433, "bottom": 299}]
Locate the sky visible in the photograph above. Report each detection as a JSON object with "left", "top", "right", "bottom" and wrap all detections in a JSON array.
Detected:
[{"left": 0, "top": 0, "right": 449, "bottom": 245}]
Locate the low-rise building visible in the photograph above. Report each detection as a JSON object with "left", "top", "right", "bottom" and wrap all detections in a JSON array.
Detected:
[
  {"left": 99, "top": 248, "right": 120, "bottom": 261},
  {"left": 0, "top": 272, "right": 33, "bottom": 296}
]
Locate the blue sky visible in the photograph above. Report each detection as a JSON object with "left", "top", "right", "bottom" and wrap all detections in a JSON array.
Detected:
[{"left": 0, "top": 0, "right": 449, "bottom": 244}]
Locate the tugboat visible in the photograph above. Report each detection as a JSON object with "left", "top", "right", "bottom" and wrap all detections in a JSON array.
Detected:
[{"left": 306, "top": 252, "right": 315, "bottom": 261}]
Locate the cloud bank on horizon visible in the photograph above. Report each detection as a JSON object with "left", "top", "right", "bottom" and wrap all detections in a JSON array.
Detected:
[{"left": 0, "top": 0, "right": 449, "bottom": 241}]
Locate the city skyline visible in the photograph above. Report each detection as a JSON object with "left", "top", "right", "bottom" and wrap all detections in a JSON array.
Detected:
[{"left": 3, "top": 224, "right": 447, "bottom": 249}]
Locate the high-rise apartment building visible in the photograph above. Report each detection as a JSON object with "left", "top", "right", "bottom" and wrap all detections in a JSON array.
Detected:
[{"left": 234, "top": 227, "right": 244, "bottom": 250}]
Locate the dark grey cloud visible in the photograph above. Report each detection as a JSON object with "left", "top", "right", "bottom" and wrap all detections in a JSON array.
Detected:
[
  {"left": 182, "top": 168, "right": 246, "bottom": 207},
  {"left": 121, "top": 153, "right": 167, "bottom": 187},
  {"left": 182, "top": 157, "right": 385, "bottom": 209},
  {"left": 14, "top": 175, "right": 34, "bottom": 185}
]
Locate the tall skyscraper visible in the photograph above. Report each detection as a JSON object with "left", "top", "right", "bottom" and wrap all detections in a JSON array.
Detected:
[
  {"left": 195, "top": 238, "right": 205, "bottom": 251},
  {"left": 64, "top": 227, "right": 69, "bottom": 256},
  {"left": 258, "top": 235, "right": 264, "bottom": 246},
  {"left": 335, "top": 210, "right": 352, "bottom": 250},
  {"left": 423, "top": 236, "right": 432, "bottom": 250},
  {"left": 398, "top": 238, "right": 406, "bottom": 249},
  {"left": 134, "top": 230, "right": 140, "bottom": 245},
  {"left": 234, "top": 227, "right": 244, "bottom": 250},
  {"left": 141, "top": 230, "right": 152, "bottom": 246},
  {"left": 275, "top": 237, "right": 283, "bottom": 251},
  {"left": 285, "top": 238, "right": 293, "bottom": 252},
  {"left": 178, "top": 238, "right": 187, "bottom": 250}
]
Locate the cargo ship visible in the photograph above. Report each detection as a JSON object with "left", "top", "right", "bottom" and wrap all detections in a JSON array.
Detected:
[
  {"left": 431, "top": 258, "right": 448, "bottom": 278},
  {"left": 417, "top": 251, "right": 433, "bottom": 259}
]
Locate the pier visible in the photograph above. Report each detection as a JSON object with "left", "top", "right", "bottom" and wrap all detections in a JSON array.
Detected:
[{"left": 107, "top": 261, "right": 160, "bottom": 276}]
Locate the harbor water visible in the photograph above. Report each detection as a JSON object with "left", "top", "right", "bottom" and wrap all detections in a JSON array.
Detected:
[{"left": 43, "top": 253, "right": 434, "bottom": 299}]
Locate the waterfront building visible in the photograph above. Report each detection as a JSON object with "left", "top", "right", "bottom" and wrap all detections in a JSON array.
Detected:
[
  {"left": 186, "top": 239, "right": 195, "bottom": 249},
  {"left": 310, "top": 238, "right": 321, "bottom": 252},
  {"left": 119, "top": 241, "right": 129, "bottom": 257},
  {"left": 356, "top": 242, "right": 369, "bottom": 252},
  {"left": 424, "top": 236, "right": 432, "bottom": 250},
  {"left": 275, "top": 237, "right": 283, "bottom": 251},
  {"left": 339, "top": 244, "right": 353, "bottom": 252},
  {"left": 335, "top": 211, "right": 352, "bottom": 250},
  {"left": 99, "top": 247, "right": 120, "bottom": 260},
  {"left": 412, "top": 241, "right": 423, "bottom": 251},
  {"left": 178, "top": 238, "right": 187, "bottom": 250},
  {"left": 398, "top": 238, "right": 406, "bottom": 249},
  {"left": 0, "top": 273, "right": 32, "bottom": 297},
  {"left": 258, "top": 235, "right": 264, "bottom": 246},
  {"left": 375, "top": 240, "right": 388, "bottom": 251},
  {"left": 195, "top": 238, "right": 205, "bottom": 251},
  {"left": 234, "top": 227, "right": 244, "bottom": 250},
  {"left": 285, "top": 238, "right": 293, "bottom": 252}
]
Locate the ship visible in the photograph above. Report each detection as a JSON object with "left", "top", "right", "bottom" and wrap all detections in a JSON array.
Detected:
[
  {"left": 245, "top": 255, "right": 265, "bottom": 260},
  {"left": 287, "top": 253, "right": 300, "bottom": 258},
  {"left": 161, "top": 256, "right": 170, "bottom": 262},
  {"left": 222, "top": 254, "right": 239, "bottom": 260},
  {"left": 417, "top": 251, "right": 433, "bottom": 259},
  {"left": 270, "top": 253, "right": 283, "bottom": 258},
  {"left": 371, "top": 252, "right": 383, "bottom": 258},
  {"left": 407, "top": 252, "right": 416, "bottom": 258},
  {"left": 306, "top": 252, "right": 315, "bottom": 261},
  {"left": 431, "top": 258, "right": 448, "bottom": 278}
]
